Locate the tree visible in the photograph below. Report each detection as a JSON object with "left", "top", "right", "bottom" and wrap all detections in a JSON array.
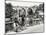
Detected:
[
  {"left": 28, "top": 8, "right": 33, "bottom": 15},
  {"left": 35, "top": 3, "right": 44, "bottom": 12},
  {"left": 5, "top": 3, "right": 13, "bottom": 18}
]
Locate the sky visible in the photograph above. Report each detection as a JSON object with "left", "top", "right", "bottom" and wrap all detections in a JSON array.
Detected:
[{"left": 5, "top": 0, "right": 43, "bottom": 7}]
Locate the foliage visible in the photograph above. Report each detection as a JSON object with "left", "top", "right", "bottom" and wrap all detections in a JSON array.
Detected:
[{"left": 5, "top": 3, "right": 13, "bottom": 18}]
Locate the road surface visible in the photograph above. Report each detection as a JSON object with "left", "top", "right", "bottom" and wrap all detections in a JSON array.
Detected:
[
  {"left": 17, "top": 24, "right": 44, "bottom": 33},
  {"left": 5, "top": 24, "right": 44, "bottom": 35}
]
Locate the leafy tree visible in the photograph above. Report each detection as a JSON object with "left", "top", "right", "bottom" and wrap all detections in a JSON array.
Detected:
[
  {"left": 5, "top": 3, "right": 13, "bottom": 18},
  {"left": 28, "top": 8, "right": 33, "bottom": 15},
  {"left": 35, "top": 3, "right": 44, "bottom": 12}
]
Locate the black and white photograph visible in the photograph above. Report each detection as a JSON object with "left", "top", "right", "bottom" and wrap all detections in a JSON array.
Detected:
[{"left": 5, "top": 0, "right": 44, "bottom": 34}]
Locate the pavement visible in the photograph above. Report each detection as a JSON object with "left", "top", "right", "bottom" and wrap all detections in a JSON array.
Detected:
[
  {"left": 17, "top": 24, "right": 44, "bottom": 33},
  {"left": 5, "top": 24, "right": 44, "bottom": 35}
]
